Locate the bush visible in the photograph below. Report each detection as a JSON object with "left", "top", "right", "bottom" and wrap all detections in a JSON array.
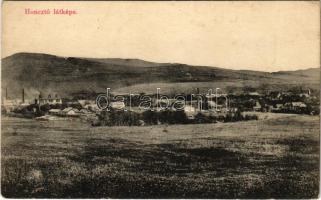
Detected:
[
  {"left": 194, "top": 113, "right": 215, "bottom": 124},
  {"left": 224, "top": 113, "right": 234, "bottom": 122},
  {"left": 244, "top": 114, "right": 258, "bottom": 121},
  {"left": 221, "top": 111, "right": 258, "bottom": 122},
  {"left": 142, "top": 110, "right": 159, "bottom": 125},
  {"left": 234, "top": 110, "right": 244, "bottom": 121}
]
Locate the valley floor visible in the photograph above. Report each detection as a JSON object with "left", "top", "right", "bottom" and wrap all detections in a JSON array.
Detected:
[{"left": 1, "top": 113, "right": 319, "bottom": 198}]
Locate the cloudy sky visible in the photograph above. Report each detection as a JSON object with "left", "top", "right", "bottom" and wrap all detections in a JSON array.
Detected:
[{"left": 2, "top": 1, "right": 320, "bottom": 72}]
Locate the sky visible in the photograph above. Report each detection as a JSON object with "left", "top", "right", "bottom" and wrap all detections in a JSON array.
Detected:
[{"left": 2, "top": 1, "right": 320, "bottom": 72}]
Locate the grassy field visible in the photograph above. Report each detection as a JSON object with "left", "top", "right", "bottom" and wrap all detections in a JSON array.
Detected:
[{"left": 1, "top": 113, "right": 319, "bottom": 198}]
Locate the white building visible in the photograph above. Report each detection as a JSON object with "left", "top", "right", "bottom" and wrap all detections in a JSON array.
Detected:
[
  {"left": 110, "top": 101, "right": 125, "bottom": 110},
  {"left": 48, "top": 109, "right": 61, "bottom": 115},
  {"left": 184, "top": 105, "right": 197, "bottom": 119},
  {"left": 38, "top": 94, "right": 62, "bottom": 106},
  {"left": 62, "top": 107, "right": 79, "bottom": 116}
]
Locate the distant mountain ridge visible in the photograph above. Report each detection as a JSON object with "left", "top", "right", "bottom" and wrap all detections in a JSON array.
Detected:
[
  {"left": 2, "top": 52, "right": 319, "bottom": 99},
  {"left": 84, "top": 58, "right": 172, "bottom": 68}
]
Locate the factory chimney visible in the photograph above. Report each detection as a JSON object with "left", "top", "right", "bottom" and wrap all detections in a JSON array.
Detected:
[{"left": 22, "top": 88, "right": 25, "bottom": 103}]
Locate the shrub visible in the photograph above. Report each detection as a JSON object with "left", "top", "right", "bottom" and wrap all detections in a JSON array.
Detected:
[
  {"left": 234, "top": 110, "right": 244, "bottom": 121},
  {"left": 194, "top": 113, "right": 216, "bottom": 124},
  {"left": 244, "top": 114, "right": 258, "bottom": 121},
  {"left": 142, "top": 110, "right": 159, "bottom": 125}
]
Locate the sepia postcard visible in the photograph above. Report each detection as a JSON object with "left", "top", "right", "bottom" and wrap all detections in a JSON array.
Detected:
[{"left": 1, "top": 1, "right": 320, "bottom": 198}]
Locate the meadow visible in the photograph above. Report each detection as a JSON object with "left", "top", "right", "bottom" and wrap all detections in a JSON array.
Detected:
[{"left": 1, "top": 113, "right": 319, "bottom": 198}]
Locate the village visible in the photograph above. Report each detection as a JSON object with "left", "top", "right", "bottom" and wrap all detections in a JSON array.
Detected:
[{"left": 2, "top": 87, "right": 319, "bottom": 126}]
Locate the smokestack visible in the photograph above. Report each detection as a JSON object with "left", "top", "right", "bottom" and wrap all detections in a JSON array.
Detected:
[
  {"left": 22, "top": 88, "right": 25, "bottom": 103},
  {"left": 5, "top": 88, "right": 7, "bottom": 99}
]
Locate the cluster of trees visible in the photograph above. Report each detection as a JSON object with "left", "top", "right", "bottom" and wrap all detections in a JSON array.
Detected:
[
  {"left": 142, "top": 110, "right": 188, "bottom": 125},
  {"left": 96, "top": 109, "right": 189, "bottom": 126},
  {"left": 273, "top": 105, "right": 320, "bottom": 115},
  {"left": 194, "top": 110, "right": 258, "bottom": 123},
  {"left": 97, "top": 110, "right": 141, "bottom": 126},
  {"left": 95, "top": 109, "right": 258, "bottom": 127}
]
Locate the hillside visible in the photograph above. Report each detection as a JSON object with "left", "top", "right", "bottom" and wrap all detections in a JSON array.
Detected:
[{"left": 2, "top": 52, "right": 319, "bottom": 99}]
